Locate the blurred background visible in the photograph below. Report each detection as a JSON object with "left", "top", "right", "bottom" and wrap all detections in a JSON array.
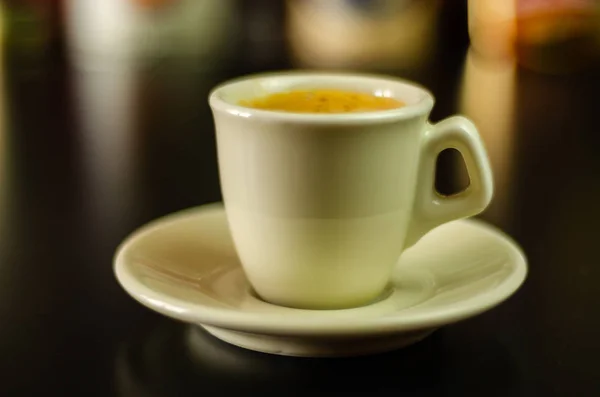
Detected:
[
  {"left": 2, "top": 0, "right": 600, "bottom": 396},
  {"left": 3, "top": 0, "right": 600, "bottom": 225}
]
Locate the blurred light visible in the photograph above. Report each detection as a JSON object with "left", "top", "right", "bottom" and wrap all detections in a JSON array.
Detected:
[
  {"left": 65, "top": 0, "right": 238, "bottom": 71},
  {"left": 286, "top": 0, "right": 440, "bottom": 71},
  {"left": 469, "top": 0, "right": 600, "bottom": 73},
  {"left": 374, "top": 89, "right": 394, "bottom": 98},
  {"left": 468, "top": 0, "right": 517, "bottom": 60},
  {"left": 459, "top": 49, "right": 517, "bottom": 225},
  {"left": 230, "top": 110, "right": 252, "bottom": 118}
]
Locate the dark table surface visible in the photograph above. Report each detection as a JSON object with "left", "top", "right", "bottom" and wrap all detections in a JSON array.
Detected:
[{"left": 1, "top": 1, "right": 600, "bottom": 396}]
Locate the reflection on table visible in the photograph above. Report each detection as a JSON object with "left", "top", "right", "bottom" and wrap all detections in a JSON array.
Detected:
[{"left": 115, "top": 321, "right": 522, "bottom": 396}]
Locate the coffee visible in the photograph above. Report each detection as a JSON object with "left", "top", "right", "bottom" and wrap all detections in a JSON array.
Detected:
[{"left": 240, "top": 89, "right": 405, "bottom": 113}]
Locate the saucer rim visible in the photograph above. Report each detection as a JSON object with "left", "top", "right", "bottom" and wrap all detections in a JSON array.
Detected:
[{"left": 114, "top": 203, "right": 527, "bottom": 337}]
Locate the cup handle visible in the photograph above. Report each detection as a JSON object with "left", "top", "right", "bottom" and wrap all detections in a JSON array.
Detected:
[{"left": 404, "top": 116, "right": 494, "bottom": 248}]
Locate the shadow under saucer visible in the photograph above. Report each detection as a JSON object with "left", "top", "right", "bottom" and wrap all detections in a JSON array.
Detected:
[
  {"left": 114, "top": 321, "right": 524, "bottom": 397},
  {"left": 114, "top": 203, "right": 527, "bottom": 357}
]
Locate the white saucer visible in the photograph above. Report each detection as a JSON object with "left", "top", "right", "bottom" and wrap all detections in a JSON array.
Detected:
[{"left": 115, "top": 203, "right": 527, "bottom": 357}]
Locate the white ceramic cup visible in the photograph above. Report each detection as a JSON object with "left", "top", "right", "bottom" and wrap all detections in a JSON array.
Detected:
[{"left": 209, "top": 72, "right": 493, "bottom": 309}]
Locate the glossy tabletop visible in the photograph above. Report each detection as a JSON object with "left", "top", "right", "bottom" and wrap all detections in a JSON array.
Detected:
[{"left": 1, "top": 1, "right": 599, "bottom": 396}]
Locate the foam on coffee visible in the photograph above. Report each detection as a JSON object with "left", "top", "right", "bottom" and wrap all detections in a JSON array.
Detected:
[{"left": 240, "top": 89, "right": 405, "bottom": 113}]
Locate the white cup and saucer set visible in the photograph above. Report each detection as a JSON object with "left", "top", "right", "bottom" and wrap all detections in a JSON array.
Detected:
[{"left": 114, "top": 72, "right": 527, "bottom": 357}]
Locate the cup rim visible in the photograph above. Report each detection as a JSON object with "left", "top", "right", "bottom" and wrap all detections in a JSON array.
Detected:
[{"left": 208, "top": 71, "right": 435, "bottom": 125}]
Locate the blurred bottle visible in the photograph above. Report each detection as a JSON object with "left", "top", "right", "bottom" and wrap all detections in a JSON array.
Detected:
[
  {"left": 65, "top": 0, "right": 238, "bottom": 70},
  {"left": 286, "top": 0, "right": 441, "bottom": 72},
  {"left": 459, "top": 49, "right": 517, "bottom": 226},
  {"left": 469, "top": 0, "right": 600, "bottom": 73}
]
